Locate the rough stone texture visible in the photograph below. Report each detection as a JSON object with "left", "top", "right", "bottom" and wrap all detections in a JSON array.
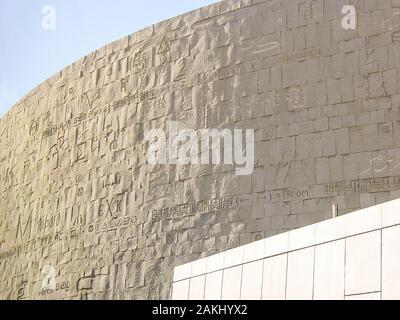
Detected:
[{"left": 1, "top": 0, "right": 400, "bottom": 299}]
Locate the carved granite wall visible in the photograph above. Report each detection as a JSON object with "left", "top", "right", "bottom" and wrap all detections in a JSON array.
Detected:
[{"left": 1, "top": 0, "right": 400, "bottom": 300}]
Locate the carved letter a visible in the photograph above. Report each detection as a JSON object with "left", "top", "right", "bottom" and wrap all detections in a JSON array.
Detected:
[{"left": 342, "top": 5, "right": 357, "bottom": 30}]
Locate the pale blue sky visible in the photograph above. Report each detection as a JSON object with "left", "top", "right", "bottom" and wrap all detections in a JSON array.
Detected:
[{"left": 0, "top": 0, "right": 217, "bottom": 117}]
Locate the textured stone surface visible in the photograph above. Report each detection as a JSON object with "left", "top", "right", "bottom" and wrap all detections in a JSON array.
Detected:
[{"left": 1, "top": 0, "right": 400, "bottom": 299}]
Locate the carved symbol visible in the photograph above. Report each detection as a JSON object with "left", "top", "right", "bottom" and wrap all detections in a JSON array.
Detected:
[
  {"left": 272, "top": 90, "right": 280, "bottom": 105},
  {"left": 79, "top": 93, "right": 91, "bottom": 109},
  {"left": 76, "top": 272, "right": 109, "bottom": 298},
  {"left": 157, "top": 63, "right": 169, "bottom": 85},
  {"left": 157, "top": 35, "right": 170, "bottom": 54},
  {"left": 380, "top": 123, "right": 392, "bottom": 135},
  {"left": 98, "top": 198, "right": 122, "bottom": 218},
  {"left": 48, "top": 144, "right": 60, "bottom": 170},
  {"left": 258, "top": 41, "right": 279, "bottom": 55},
  {"left": 75, "top": 142, "right": 87, "bottom": 163},
  {"left": 29, "top": 120, "right": 38, "bottom": 136},
  {"left": 360, "top": 154, "right": 400, "bottom": 176},
  {"left": 17, "top": 281, "right": 28, "bottom": 300},
  {"left": 173, "top": 58, "right": 186, "bottom": 81},
  {"left": 121, "top": 76, "right": 130, "bottom": 93},
  {"left": 15, "top": 212, "right": 33, "bottom": 241},
  {"left": 90, "top": 136, "right": 99, "bottom": 153},
  {"left": 287, "top": 88, "right": 306, "bottom": 110},
  {"left": 77, "top": 187, "right": 84, "bottom": 196},
  {"left": 92, "top": 88, "right": 102, "bottom": 105},
  {"left": 41, "top": 265, "right": 56, "bottom": 291},
  {"left": 23, "top": 160, "right": 30, "bottom": 181},
  {"left": 3, "top": 165, "right": 17, "bottom": 189},
  {"left": 304, "top": 7, "right": 312, "bottom": 21},
  {"left": 110, "top": 140, "right": 118, "bottom": 151},
  {"left": 274, "top": 152, "right": 297, "bottom": 185},
  {"left": 57, "top": 130, "right": 67, "bottom": 149},
  {"left": 130, "top": 52, "right": 147, "bottom": 78},
  {"left": 363, "top": 48, "right": 375, "bottom": 65},
  {"left": 392, "top": 31, "right": 400, "bottom": 42},
  {"left": 148, "top": 284, "right": 160, "bottom": 299},
  {"left": 102, "top": 173, "right": 121, "bottom": 188}
]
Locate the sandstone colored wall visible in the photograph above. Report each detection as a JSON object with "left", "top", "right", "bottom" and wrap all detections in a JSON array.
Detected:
[{"left": 1, "top": 0, "right": 400, "bottom": 299}]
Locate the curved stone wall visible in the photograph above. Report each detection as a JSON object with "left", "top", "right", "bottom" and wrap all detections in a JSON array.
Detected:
[{"left": 1, "top": 0, "right": 400, "bottom": 299}]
